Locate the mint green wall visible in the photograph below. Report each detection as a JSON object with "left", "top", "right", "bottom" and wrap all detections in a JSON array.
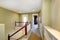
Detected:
[
  {"left": 51, "top": 0, "right": 60, "bottom": 31},
  {"left": 42, "top": 0, "right": 52, "bottom": 26},
  {"left": 0, "top": 7, "right": 19, "bottom": 40}
]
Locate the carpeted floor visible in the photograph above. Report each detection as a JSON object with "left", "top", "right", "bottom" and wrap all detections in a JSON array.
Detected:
[{"left": 28, "top": 33, "right": 42, "bottom": 40}]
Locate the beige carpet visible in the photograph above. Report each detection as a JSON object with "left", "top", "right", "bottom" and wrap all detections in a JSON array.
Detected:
[{"left": 28, "top": 33, "right": 42, "bottom": 40}]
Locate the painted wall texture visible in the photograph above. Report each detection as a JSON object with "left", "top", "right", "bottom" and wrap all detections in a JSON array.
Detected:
[
  {"left": 42, "top": 0, "right": 52, "bottom": 26},
  {"left": 0, "top": 7, "right": 19, "bottom": 40},
  {"left": 42, "top": 0, "right": 60, "bottom": 31},
  {"left": 51, "top": 0, "right": 60, "bottom": 31}
]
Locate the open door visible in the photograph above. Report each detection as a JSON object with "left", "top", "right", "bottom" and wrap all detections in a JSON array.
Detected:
[{"left": 32, "top": 14, "right": 38, "bottom": 30}]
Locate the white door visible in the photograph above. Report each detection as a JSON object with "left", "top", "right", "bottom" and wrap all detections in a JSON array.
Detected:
[{"left": 0, "top": 24, "right": 5, "bottom": 40}]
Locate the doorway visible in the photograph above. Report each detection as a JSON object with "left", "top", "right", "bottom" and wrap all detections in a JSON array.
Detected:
[{"left": 32, "top": 14, "right": 38, "bottom": 30}]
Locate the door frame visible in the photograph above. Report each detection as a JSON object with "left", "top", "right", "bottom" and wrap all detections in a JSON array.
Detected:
[{"left": 32, "top": 14, "right": 38, "bottom": 27}]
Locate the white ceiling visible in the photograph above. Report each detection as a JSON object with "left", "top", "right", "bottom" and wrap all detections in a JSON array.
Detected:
[{"left": 0, "top": 0, "right": 42, "bottom": 13}]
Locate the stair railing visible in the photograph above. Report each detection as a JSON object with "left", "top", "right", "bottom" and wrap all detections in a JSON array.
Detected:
[{"left": 8, "top": 22, "right": 29, "bottom": 40}]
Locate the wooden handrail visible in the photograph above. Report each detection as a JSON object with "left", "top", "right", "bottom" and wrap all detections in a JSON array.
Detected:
[
  {"left": 8, "top": 22, "right": 28, "bottom": 40},
  {"left": 10, "top": 26, "right": 25, "bottom": 37}
]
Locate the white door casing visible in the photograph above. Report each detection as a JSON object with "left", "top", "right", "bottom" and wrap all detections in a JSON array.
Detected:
[{"left": 32, "top": 14, "right": 38, "bottom": 29}]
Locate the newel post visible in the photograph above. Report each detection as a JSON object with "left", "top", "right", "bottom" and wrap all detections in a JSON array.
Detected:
[
  {"left": 25, "top": 22, "right": 28, "bottom": 35},
  {"left": 8, "top": 34, "right": 10, "bottom": 40}
]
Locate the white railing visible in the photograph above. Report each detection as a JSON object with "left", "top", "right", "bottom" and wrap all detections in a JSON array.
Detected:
[
  {"left": 8, "top": 22, "right": 31, "bottom": 40},
  {"left": 44, "top": 26, "right": 60, "bottom": 40}
]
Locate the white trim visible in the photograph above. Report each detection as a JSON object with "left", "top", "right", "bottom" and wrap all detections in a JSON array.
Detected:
[{"left": 44, "top": 26, "right": 60, "bottom": 40}]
